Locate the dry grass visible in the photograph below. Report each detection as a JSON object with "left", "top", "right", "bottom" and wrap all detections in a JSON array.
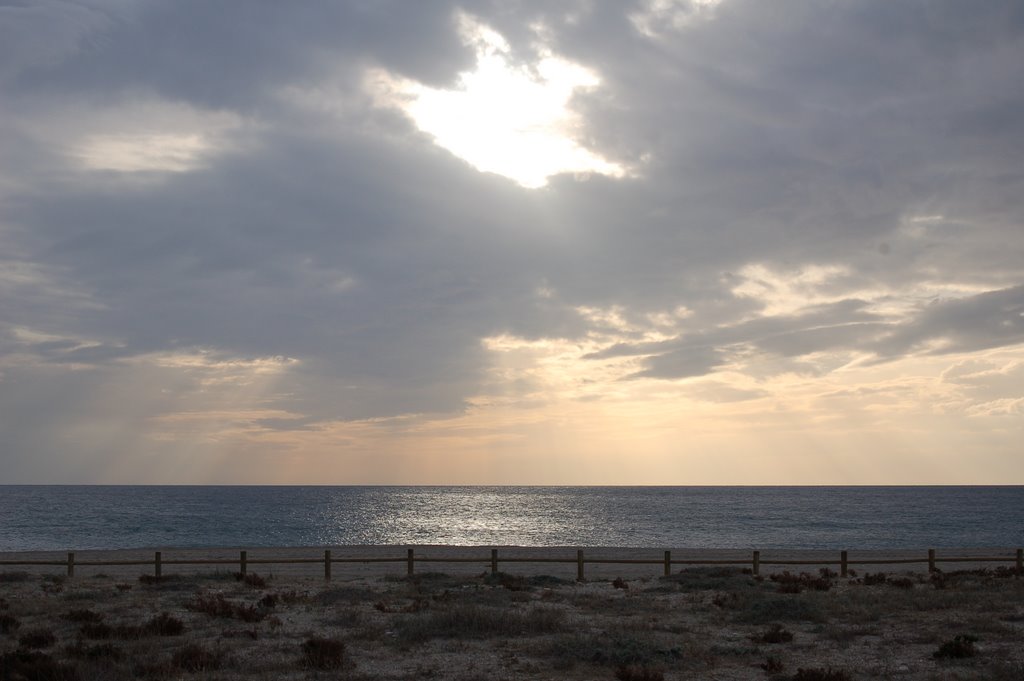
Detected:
[{"left": 0, "top": 566, "right": 1020, "bottom": 679}]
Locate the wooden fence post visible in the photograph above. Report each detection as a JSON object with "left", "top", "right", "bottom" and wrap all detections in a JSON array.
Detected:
[
  {"left": 752, "top": 550, "right": 760, "bottom": 577},
  {"left": 928, "top": 549, "right": 935, "bottom": 573},
  {"left": 577, "top": 549, "right": 585, "bottom": 582},
  {"left": 324, "top": 550, "right": 331, "bottom": 581},
  {"left": 1016, "top": 548, "right": 1022, "bottom": 577},
  {"left": 407, "top": 548, "right": 414, "bottom": 576},
  {"left": 155, "top": 551, "right": 162, "bottom": 579},
  {"left": 491, "top": 548, "right": 498, "bottom": 575},
  {"left": 664, "top": 551, "right": 671, "bottom": 577},
  {"left": 840, "top": 550, "right": 848, "bottom": 578},
  {"left": 240, "top": 550, "right": 247, "bottom": 576},
  {"left": 67, "top": 552, "right": 75, "bottom": 578}
]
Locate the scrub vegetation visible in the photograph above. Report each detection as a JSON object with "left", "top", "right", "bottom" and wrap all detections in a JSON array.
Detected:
[{"left": 0, "top": 566, "right": 1021, "bottom": 679}]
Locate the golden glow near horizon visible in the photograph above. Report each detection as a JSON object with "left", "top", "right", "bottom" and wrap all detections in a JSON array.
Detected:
[
  {"left": 64, "top": 281, "right": 1023, "bottom": 485},
  {"left": 16, "top": 255, "right": 1022, "bottom": 485},
  {"left": 369, "top": 14, "right": 626, "bottom": 188},
  {"left": 137, "top": 344, "right": 1024, "bottom": 485}
]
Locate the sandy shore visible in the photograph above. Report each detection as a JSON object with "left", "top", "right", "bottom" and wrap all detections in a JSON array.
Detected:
[{"left": 1, "top": 545, "right": 1019, "bottom": 580}]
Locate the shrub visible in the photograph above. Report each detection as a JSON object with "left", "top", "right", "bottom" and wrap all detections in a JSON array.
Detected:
[
  {"left": 527, "top": 574, "right": 570, "bottom": 588},
  {"left": 483, "top": 572, "right": 528, "bottom": 591},
  {"left": 233, "top": 603, "right": 267, "bottom": 623},
  {"left": 234, "top": 572, "right": 267, "bottom": 589},
  {"left": 888, "top": 577, "right": 914, "bottom": 590},
  {"left": 761, "top": 656, "right": 784, "bottom": 674},
  {"left": 791, "top": 668, "right": 853, "bottom": 681},
  {"left": 0, "top": 571, "right": 31, "bottom": 583},
  {"left": 187, "top": 592, "right": 266, "bottom": 621},
  {"left": 769, "top": 572, "right": 831, "bottom": 593},
  {"left": 980, "top": 661, "right": 1024, "bottom": 680},
  {"left": 615, "top": 665, "right": 664, "bottom": 681},
  {"left": 759, "top": 624, "right": 794, "bottom": 644},
  {"left": 66, "top": 641, "right": 122, "bottom": 661},
  {"left": 143, "top": 612, "right": 185, "bottom": 636},
  {"left": 79, "top": 615, "right": 181, "bottom": 641},
  {"left": 395, "top": 604, "right": 515, "bottom": 643},
  {"left": 63, "top": 609, "right": 104, "bottom": 624},
  {"left": 542, "top": 632, "right": 682, "bottom": 669},
  {"left": 395, "top": 604, "right": 566, "bottom": 644},
  {"left": 933, "top": 634, "right": 978, "bottom": 659},
  {"left": 0, "top": 613, "right": 20, "bottom": 634},
  {"left": 734, "top": 596, "right": 825, "bottom": 624},
  {"left": 79, "top": 623, "right": 114, "bottom": 640},
  {"left": 712, "top": 592, "right": 740, "bottom": 608},
  {"left": 301, "top": 636, "right": 347, "bottom": 670},
  {"left": 170, "top": 644, "right": 222, "bottom": 672},
  {"left": 18, "top": 628, "right": 57, "bottom": 649},
  {"left": 0, "top": 650, "right": 79, "bottom": 681},
  {"left": 187, "top": 592, "right": 236, "bottom": 618},
  {"left": 326, "top": 607, "right": 365, "bottom": 629},
  {"left": 314, "top": 586, "right": 377, "bottom": 606},
  {"left": 612, "top": 577, "right": 629, "bottom": 590},
  {"left": 862, "top": 573, "right": 887, "bottom": 586},
  {"left": 665, "top": 567, "right": 754, "bottom": 592},
  {"left": 523, "top": 606, "right": 567, "bottom": 634},
  {"left": 83, "top": 622, "right": 147, "bottom": 640}
]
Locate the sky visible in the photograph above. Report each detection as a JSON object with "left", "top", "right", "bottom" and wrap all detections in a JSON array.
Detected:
[{"left": 1, "top": 0, "right": 1023, "bottom": 484}]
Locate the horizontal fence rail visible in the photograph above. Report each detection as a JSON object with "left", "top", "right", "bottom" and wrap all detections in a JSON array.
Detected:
[{"left": 1, "top": 548, "right": 1022, "bottom": 581}]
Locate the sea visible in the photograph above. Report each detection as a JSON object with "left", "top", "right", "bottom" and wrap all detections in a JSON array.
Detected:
[{"left": 0, "top": 486, "right": 1021, "bottom": 553}]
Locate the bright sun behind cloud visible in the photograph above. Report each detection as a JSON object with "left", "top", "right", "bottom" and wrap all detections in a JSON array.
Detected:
[{"left": 369, "top": 14, "right": 626, "bottom": 189}]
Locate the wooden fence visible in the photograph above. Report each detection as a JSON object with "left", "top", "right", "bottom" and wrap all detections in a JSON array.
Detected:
[{"left": 2, "top": 548, "right": 1022, "bottom": 581}]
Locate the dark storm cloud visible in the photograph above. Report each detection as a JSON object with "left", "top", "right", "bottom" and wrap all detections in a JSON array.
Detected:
[{"left": 2, "top": 0, "right": 1024, "bottom": 477}]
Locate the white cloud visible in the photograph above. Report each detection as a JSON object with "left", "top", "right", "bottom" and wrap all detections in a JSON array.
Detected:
[{"left": 368, "top": 13, "right": 626, "bottom": 188}]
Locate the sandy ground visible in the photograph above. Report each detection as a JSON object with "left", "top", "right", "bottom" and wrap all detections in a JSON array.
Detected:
[{"left": 1, "top": 546, "right": 1022, "bottom": 680}]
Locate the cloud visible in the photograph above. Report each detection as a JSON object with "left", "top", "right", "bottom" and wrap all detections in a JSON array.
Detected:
[
  {"left": 369, "top": 12, "right": 627, "bottom": 188},
  {"left": 872, "top": 285, "right": 1024, "bottom": 358},
  {"left": 1, "top": 1, "right": 1023, "bottom": 482}
]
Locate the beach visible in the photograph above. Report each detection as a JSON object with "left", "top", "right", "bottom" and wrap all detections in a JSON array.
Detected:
[{"left": 2, "top": 546, "right": 1022, "bottom": 680}]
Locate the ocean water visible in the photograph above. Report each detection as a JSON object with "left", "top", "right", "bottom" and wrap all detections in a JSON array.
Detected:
[{"left": 0, "top": 486, "right": 1021, "bottom": 552}]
